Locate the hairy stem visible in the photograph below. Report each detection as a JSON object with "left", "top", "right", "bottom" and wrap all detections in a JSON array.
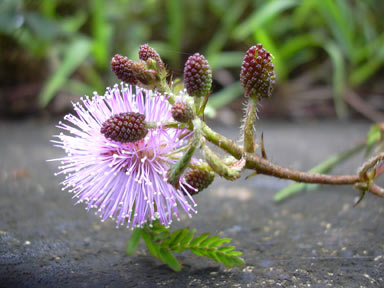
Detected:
[
  {"left": 274, "top": 141, "right": 367, "bottom": 202},
  {"left": 201, "top": 122, "right": 361, "bottom": 186},
  {"left": 158, "top": 81, "right": 175, "bottom": 104},
  {"left": 243, "top": 98, "right": 258, "bottom": 153}
]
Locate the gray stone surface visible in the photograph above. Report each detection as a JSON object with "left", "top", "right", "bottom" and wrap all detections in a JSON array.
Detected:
[{"left": 0, "top": 119, "right": 383, "bottom": 287}]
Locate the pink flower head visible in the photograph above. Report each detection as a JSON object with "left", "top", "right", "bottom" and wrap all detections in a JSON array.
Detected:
[{"left": 51, "top": 84, "right": 197, "bottom": 228}]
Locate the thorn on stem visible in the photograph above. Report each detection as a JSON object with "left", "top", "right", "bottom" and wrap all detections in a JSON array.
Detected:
[
  {"left": 353, "top": 190, "right": 366, "bottom": 207},
  {"left": 261, "top": 133, "right": 267, "bottom": 159}
]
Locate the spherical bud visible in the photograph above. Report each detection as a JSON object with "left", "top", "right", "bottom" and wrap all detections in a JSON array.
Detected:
[
  {"left": 101, "top": 112, "right": 148, "bottom": 143},
  {"left": 171, "top": 101, "right": 194, "bottom": 123},
  {"left": 139, "top": 44, "right": 164, "bottom": 70},
  {"left": 184, "top": 53, "right": 212, "bottom": 97},
  {"left": 184, "top": 168, "right": 214, "bottom": 196},
  {"left": 111, "top": 54, "right": 138, "bottom": 85},
  {"left": 240, "top": 44, "right": 276, "bottom": 99}
]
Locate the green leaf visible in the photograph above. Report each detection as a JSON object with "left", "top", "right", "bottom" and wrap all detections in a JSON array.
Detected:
[
  {"left": 159, "top": 248, "right": 182, "bottom": 272},
  {"left": 200, "top": 236, "right": 220, "bottom": 248},
  {"left": 226, "top": 251, "right": 243, "bottom": 256},
  {"left": 126, "top": 228, "right": 142, "bottom": 256},
  {"left": 24, "top": 12, "right": 62, "bottom": 40},
  {"left": 208, "top": 52, "right": 244, "bottom": 70},
  {"left": 252, "top": 28, "right": 286, "bottom": 80},
  {"left": 218, "top": 246, "right": 236, "bottom": 253},
  {"left": 280, "top": 34, "right": 320, "bottom": 61},
  {"left": 166, "top": 0, "right": 183, "bottom": 66},
  {"left": 153, "top": 231, "right": 171, "bottom": 242},
  {"left": 208, "top": 238, "right": 232, "bottom": 248},
  {"left": 169, "top": 228, "right": 190, "bottom": 249},
  {"left": 91, "top": 0, "right": 112, "bottom": 69},
  {"left": 179, "top": 228, "right": 196, "bottom": 247},
  {"left": 190, "top": 247, "right": 205, "bottom": 257},
  {"left": 207, "top": 82, "right": 243, "bottom": 111},
  {"left": 190, "top": 233, "right": 210, "bottom": 247},
  {"left": 39, "top": 37, "right": 91, "bottom": 107},
  {"left": 205, "top": 1, "right": 247, "bottom": 58},
  {"left": 141, "top": 229, "right": 160, "bottom": 258},
  {"left": 324, "top": 41, "right": 348, "bottom": 119},
  {"left": 274, "top": 140, "right": 366, "bottom": 202},
  {"left": 216, "top": 253, "right": 233, "bottom": 267},
  {"left": 233, "top": 0, "right": 298, "bottom": 39},
  {"left": 365, "top": 123, "right": 383, "bottom": 155},
  {"left": 151, "top": 221, "right": 170, "bottom": 233},
  {"left": 314, "top": 0, "right": 355, "bottom": 60},
  {"left": 206, "top": 250, "right": 220, "bottom": 262},
  {"left": 161, "top": 229, "right": 183, "bottom": 248},
  {"left": 349, "top": 46, "right": 384, "bottom": 87},
  {"left": 226, "top": 255, "right": 245, "bottom": 267}
]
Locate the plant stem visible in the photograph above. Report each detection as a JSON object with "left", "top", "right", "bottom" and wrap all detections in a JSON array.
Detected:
[
  {"left": 243, "top": 98, "right": 258, "bottom": 153},
  {"left": 146, "top": 121, "right": 184, "bottom": 129},
  {"left": 158, "top": 81, "right": 176, "bottom": 104},
  {"left": 274, "top": 141, "right": 366, "bottom": 202},
  {"left": 201, "top": 122, "right": 360, "bottom": 186}
]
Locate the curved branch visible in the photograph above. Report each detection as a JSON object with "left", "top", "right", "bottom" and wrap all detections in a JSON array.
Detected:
[{"left": 201, "top": 122, "right": 380, "bottom": 191}]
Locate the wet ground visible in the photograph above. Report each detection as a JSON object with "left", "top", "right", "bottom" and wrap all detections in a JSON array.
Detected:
[{"left": 0, "top": 120, "right": 383, "bottom": 287}]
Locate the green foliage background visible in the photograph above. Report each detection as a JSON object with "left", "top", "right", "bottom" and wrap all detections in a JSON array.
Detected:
[{"left": 1, "top": 0, "right": 383, "bottom": 117}]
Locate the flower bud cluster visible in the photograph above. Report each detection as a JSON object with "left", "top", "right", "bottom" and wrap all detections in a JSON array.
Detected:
[{"left": 111, "top": 45, "right": 166, "bottom": 89}]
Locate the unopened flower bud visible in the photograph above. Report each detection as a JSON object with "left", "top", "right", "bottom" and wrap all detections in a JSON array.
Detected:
[
  {"left": 171, "top": 101, "right": 194, "bottom": 123},
  {"left": 240, "top": 44, "right": 276, "bottom": 99},
  {"left": 132, "top": 62, "right": 158, "bottom": 88},
  {"left": 101, "top": 112, "right": 148, "bottom": 143},
  {"left": 139, "top": 44, "right": 165, "bottom": 71},
  {"left": 184, "top": 53, "right": 212, "bottom": 97},
  {"left": 111, "top": 54, "right": 138, "bottom": 85},
  {"left": 184, "top": 168, "right": 215, "bottom": 195}
]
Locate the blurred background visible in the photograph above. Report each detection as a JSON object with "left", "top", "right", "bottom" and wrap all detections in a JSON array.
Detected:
[{"left": 1, "top": 0, "right": 384, "bottom": 122}]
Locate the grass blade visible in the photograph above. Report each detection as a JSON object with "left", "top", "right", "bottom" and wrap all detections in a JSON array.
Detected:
[
  {"left": 207, "top": 81, "right": 243, "bottom": 110},
  {"left": 324, "top": 41, "right": 348, "bottom": 119},
  {"left": 274, "top": 141, "right": 366, "bottom": 202},
  {"left": 166, "top": 0, "right": 183, "bottom": 66},
  {"left": 38, "top": 37, "right": 91, "bottom": 107},
  {"left": 233, "top": 0, "right": 298, "bottom": 39}
]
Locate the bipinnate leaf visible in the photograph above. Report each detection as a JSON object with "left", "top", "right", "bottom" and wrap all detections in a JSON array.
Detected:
[
  {"left": 126, "top": 228, "right": 142, "bottom": 256},
  {"left": 127, "top": 224, "right": 244, "bottom": 271},
  {"left": 190, "top": 233, "right": 210, "bottom": 247},
  {"left": 159, "top": 248, "right": 182, "bottom": 272},
  {"left": 188, "top": 233, "right": 244, "bottom": 268},
  {"left": 141, "top": 229, "right": 160, "bottom": 258}
]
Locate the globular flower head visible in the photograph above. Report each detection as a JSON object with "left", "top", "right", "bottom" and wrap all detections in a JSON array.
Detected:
[
  {"left": 111, "top": 54, "right": 138, "bottom": 85},
  {"left": 240, "top": 44, "right": 276, "bottom": 99},
  {"left": 171, "top": 101, "right": 194, "bottom": 123},
  {"left": 139, "top": 44, "right": 165, "bottom": 71},
  {"left": 100, "top": 112, "right": 148, "bottom": 143},
  {"left": 183, "top": 167, "right": 215, "bottom": 196},
  {"left": 52, "top": 84, "right": 197, "bottom": 228},
  {"left": 184, "top": 53, "right": 212, "bottom": 98}
]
